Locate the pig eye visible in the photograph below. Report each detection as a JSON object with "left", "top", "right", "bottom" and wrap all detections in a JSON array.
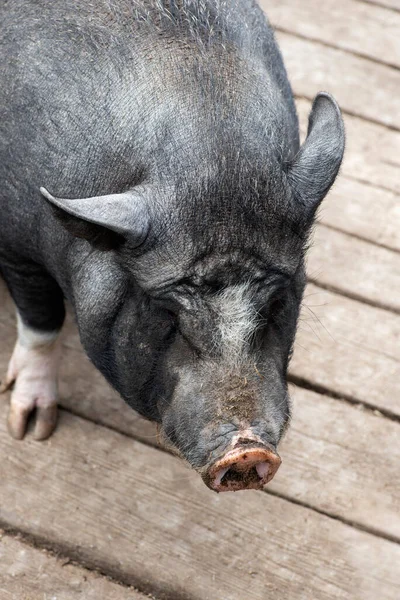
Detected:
[
  {"left": 164, "top": 308, "right": 176, "bottom": 319},
  {"left": 151, "top": 294, "right": 180, "bottom": 316},
  {"left": 164, "top": 308, "right": 180, "bottom": 330}
]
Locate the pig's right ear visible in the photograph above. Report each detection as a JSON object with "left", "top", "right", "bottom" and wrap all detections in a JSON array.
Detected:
[
  {"left": 40, "top": 187, "right": 150, "bottom": 250},
  {"left": 287, "top": 92, "right": 345, "bottom": 218}
]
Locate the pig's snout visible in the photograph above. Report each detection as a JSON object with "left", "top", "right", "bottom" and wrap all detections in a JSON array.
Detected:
[{"left": 204, "top": 442, "right": 281, "bottom": 493}]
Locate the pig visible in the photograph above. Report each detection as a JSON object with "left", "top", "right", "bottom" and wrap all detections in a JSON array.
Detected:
[{"left": 0, "top": 0, "right": 344, "bottom": 492}]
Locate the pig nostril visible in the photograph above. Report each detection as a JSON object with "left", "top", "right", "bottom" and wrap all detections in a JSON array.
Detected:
[
  {"left": 216, "top": 461, "right": 269, "bottom": 488},
  {"left": 206, "top": 445, "right": 281, "bottom": 492},
  {"left": 220, "top": 465, "right": 259, "bottom": 487}
]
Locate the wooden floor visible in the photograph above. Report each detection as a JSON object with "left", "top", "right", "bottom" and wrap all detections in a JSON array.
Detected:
[{"left": 1, "top": 2, "right": 400, "bottom": 599}]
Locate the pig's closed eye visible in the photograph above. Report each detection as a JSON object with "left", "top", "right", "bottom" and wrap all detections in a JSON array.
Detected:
[
  {"left": 165, "top": 308, "right": 180, "bottom": 330},
  {"left": 155, "top": 310, "right": 178, "bottom": 339}
]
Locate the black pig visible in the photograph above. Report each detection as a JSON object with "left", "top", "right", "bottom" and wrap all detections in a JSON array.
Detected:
[{"left": 0, "top": 0, "right": 344, "bottom": 491}]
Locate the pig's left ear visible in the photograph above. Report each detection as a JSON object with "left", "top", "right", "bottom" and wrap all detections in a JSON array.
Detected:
[
  {"left": 40, "top": 187, "right": 150, "bottom": 249},
  {"left": 287, "top": 92, "right": 345, "bottom": 216}
]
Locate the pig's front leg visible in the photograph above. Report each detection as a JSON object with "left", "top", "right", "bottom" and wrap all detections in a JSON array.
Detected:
[
  {"left": 1, "top": 314, "right": 61, "bottom": 441},
  {"left": 1, "top": 263, "right": 65, "bottom": 440}
]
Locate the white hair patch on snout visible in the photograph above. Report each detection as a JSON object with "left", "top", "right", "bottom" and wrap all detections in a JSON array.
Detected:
[{"left": 212, "top": 283, "right": 258, "bottom": 366}]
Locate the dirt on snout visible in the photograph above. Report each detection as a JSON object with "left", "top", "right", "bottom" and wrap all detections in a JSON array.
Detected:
[{"left": 216, "top": 373, "right": 258, "bottom": 422}]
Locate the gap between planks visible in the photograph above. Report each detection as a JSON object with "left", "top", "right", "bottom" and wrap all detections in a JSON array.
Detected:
[
  {"left": 342, "top": 175, "right": 400, "bottom": 198},
  {"left": 307, "top": 276, "right": 400, "bottom": 317},
  {"left": 1, "top": 410, "right": 400, "bottom": 600},
  {"left": 262, "top": 0, "right": 400, "bottom": 70},
  {"left": 38, "top": 399, "right": 400, "bottom": 547},
  {"left": 0, "top": 528, "right": 156, "bottom": 600},
  {"left": 291, "top": 283, "right": 400, "bottom": 416},
  {"left": 288, "top": 375, "right": 400, "bottom": 424},
  {"left": 265, "top": 489, "right": 400, "bottom": 546},
  {"left": 274, "top": 26, "right": 400, "bottom": 73},
  {"left": 307, "top": 225, "right": 400, "bottom": 315},
  {"left": 355, "top": 0, "right": 400, "bottom": 14},
  {"left": 316, "top": 221, "right": 399, "bottom": 255},
  {"left": 296, "top": 98, "right": 400, "bottom": 197},
  {"left": 1, "top": 296, "right": 399, "bottom": 543},
  {"left": 1, "top": 295, "right": 399, "bottom": 591},
  {"left": 319, "top": 174, "right": 400, "bottom": 254},
  {"left": 275, "top": 32, "right": 400, "bottom": 131}
]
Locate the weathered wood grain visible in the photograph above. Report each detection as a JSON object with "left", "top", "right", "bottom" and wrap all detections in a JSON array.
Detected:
[
  {"left": 320, "top": 177, "right": 400, "bottom": 251},
  {"left": 262, "top": 0, "right": 400, "bottom": 68},
  {"left": 296, "top": 98, "right": 400, "bottom": 196},
  {"left": 55, "top": 343, "right": 400, "bottom": 541},
  {"left": 1, "top": 285, "right": 399, "bottom": 540},
  {"left": 45, "top": 337, "right": 400, "bottom": 541},
  {"left": 276, "top": 32, "right": 400, "bottom": 129},
  {"left": 60, "top": 313, "right": 400, "bottom": 538},
  {"left": 308, "top": 224, "right": 400, "bottom": 312},
  {"left": 0, "top": 533, "right": 149, "bottom": 600},
  {"left": 0, "top": 409, "right": 399, "bottom": 600},
  {"left": 291, "top": 284, "right": 400, "bottom": 415},
  {"left": 274, "top": 387, "right": 400, "bottom": 539}
]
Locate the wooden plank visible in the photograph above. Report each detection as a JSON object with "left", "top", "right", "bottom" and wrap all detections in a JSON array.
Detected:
[
  {"left": 1, "top": 283, "right": 399, "bottom": 539},
  {"left": 41, "top": 329, "right": 400, "bottom": 540},
  {"left": 296, "top": 98, "right": 400, "bottom": 196},
  {"left": 274, "top": 387, "right": 400, "bottom": 539},
  {"left": 309, "top": 224, "right": 400, "bottom": 313},
  {"left": 263, "top": 0, "right": 400, "bottom": 69},
  {"left": 0, "top": 533, "right": 148, "bottom": 600},
  {"left": 320, "top": 177, "right": 400, "bottom": 252},
  {"left": 0, "top": 410, "right": 399, "bottom": 600},
  {"left": 276, "top": 31, "right": 400, "bottom": 130},
  {"left": 291, "top": 284, "right": 400, "bottom": 416},
  {"left": 57, "top": 343, "right": 400, "bottom": 541}
]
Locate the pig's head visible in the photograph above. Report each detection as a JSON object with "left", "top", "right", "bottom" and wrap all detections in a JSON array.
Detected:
[{"left": 41, "top": 93, "right": 344, "bottom": 491}]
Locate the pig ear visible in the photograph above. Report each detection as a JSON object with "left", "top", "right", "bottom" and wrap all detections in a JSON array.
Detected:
[
  {"left": 287, "top": 92, "right": 345, "bottom": 215},
  {"left": 40, "top": 187, "right": 150, "bottom": 247}
]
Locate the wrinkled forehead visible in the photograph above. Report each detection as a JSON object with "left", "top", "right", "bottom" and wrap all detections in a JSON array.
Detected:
[
  {"left": 134, "top": 242, "right": 300, "bottom": 294},
  {"left": 133, "top": 186, "right": 306, "bottom": 292},
  {"left": 189, "top": 250, "right": 294, "bottom": 288}
]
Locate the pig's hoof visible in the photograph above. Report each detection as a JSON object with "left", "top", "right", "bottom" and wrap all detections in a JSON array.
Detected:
[
  {"left": 3, "top": 320, "right": 61, "bottom": 441},
  {"left": 7, "top": 403, "right": 58, "bottom": 441}
]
